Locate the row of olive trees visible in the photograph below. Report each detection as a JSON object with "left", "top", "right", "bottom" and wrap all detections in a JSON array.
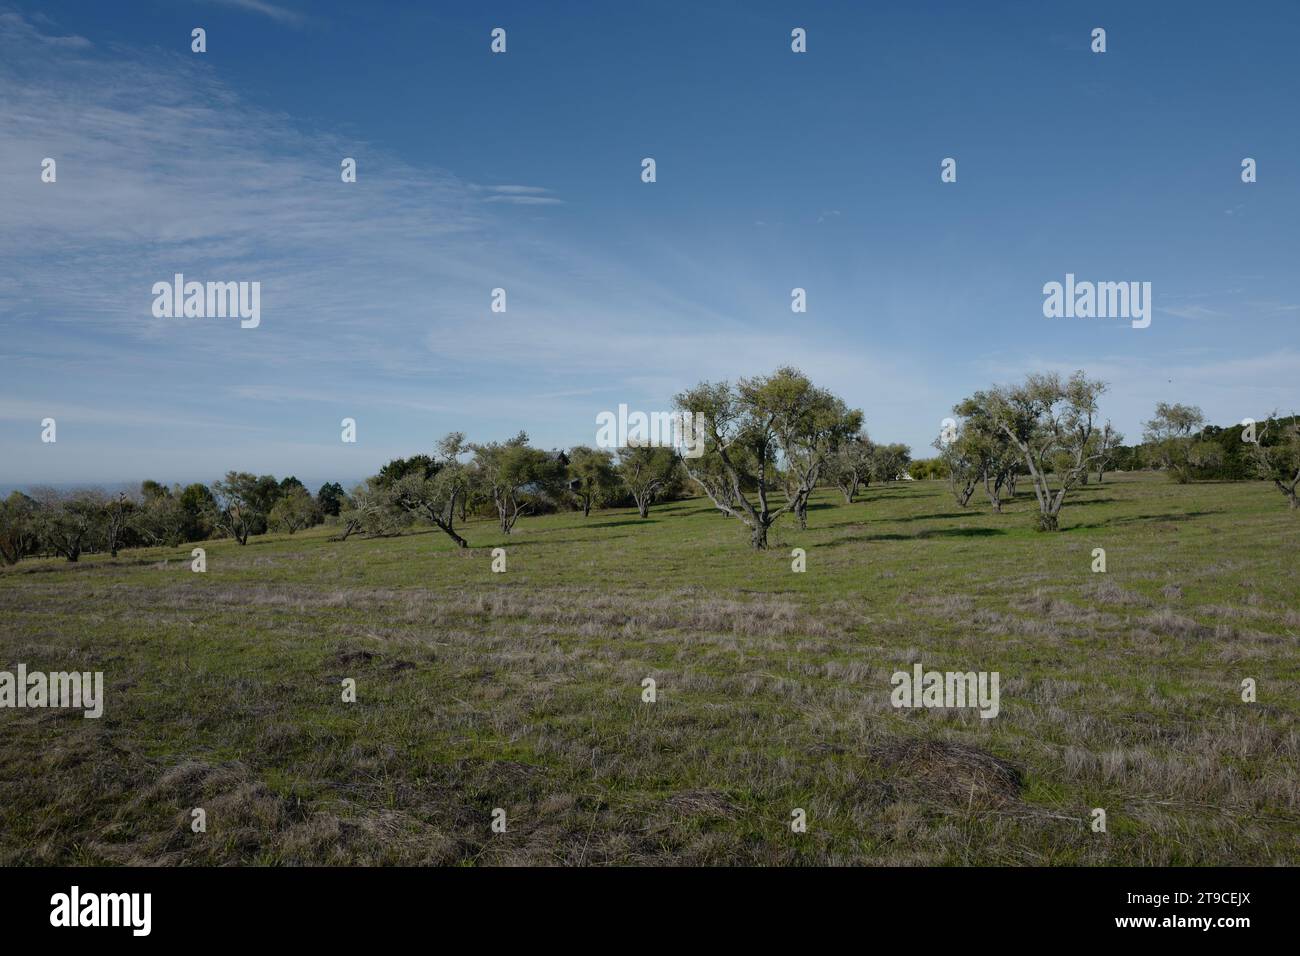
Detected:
[
  {"left": 0, "top": 475, "right": 343, "bottom": 564},
  {"left": 929, "top": 371, "right": 1114, "bottom": 530},
  {"left": 202, "top": 473, "right": 335, "bottom": 545},
  {"left": 0, "top": 488, "right": 111, "bottom": 563},
  {"left": 927, "top": 378, "right": 1300, "bottom": 529},
  {"left": 0, "top": 485, "right": 225, "bottom": 564},
  {"left": 672, "top": 367, "right": 1256, "bottom": 546},
  {"left": 8, "top": 371, "right": 1293, "bottom": 563},
  {"left": 1143, "top": 403, "right": 1300, "bottom": 507},
  {"left": 827, "top": 434, "right": 912, "bottom": 503},
  {"left": 335, "top": 432, "right": 689, "bottom": 549},
  {"left": 0, "top": 434, "right": 692, "bottom": 562}
]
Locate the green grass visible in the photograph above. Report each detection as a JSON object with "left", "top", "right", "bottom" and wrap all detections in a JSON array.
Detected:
[{"left": 1, "top": 473, "right": 1297, "bottom": 865}]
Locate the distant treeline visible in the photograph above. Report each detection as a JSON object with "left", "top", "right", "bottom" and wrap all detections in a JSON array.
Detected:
[
  {"left": 3, "top": 370, "right": 1297, "bottom": 563},
  {"left": 1123, "top": 413, "right": 1300, "bottom": 481},
  {"left": 0, "top": 476, "right": 344, "bottom": 564},
  {"left": 910, "top": 413, "right": 1300, "bottom": 483},
  {"left": 0, "top": 441, "right": 699, "bottom": 563}
]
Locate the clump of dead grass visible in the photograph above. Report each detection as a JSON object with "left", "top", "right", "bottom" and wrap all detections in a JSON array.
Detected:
[{"left": 872, "top": 738, "right": 1023, "bottom": 807}]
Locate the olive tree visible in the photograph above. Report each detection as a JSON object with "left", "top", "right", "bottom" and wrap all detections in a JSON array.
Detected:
[
  {"left": 268, "top": 485, "right": 322, "bottom": 534},
  {"left": 1248, "top": 413, "right": 1300, "bottom": 510},
  {"left": 471, "top": 432, "right": 566, "bottom": 534},
  {"left": 1093, "top": 423, "right": 1124, "bottom": 483},
  {"left": 385, "top": 433, "right": 475, "bottom": 547},
  {"left": 1142, "top": 402, "right": 1206, "bottom": 483},
  {"left": 675, "top": 378, "right": 784, "bottom": 549},
  {"left": 987, "top": 371, "right": 1109, "bottom": 531},
  {"left": 830, "top": 431, "right": 874, "bottom": 503},
  {"left": 680, "top": 439, "right": 750, "bottom": 516},
  {"left": 208, "top": 472, "right": 265, "bottom": 545},
  {"left": 934, "top": 429, "right": 979, "bottom": 507},
  {"left": 953, "top": 393, "right": 1021, "bottom": 512},
  {"left": 772, "top": 380, "right": 862, "bottom": 530},
  {"left": 870, "top": 443, "right": 912, "bottom": 483},
  {"left": 32, "top": 488, "right": 102, "bottom": 562},
  {"left": 132, "top": 490, "right": 188, "bottom": 547},
  {"left": 675, "top": 368, "right": 858, "bottom": 548},
  {"left": 567, "top": 446, "right": 619, "bottom": 517},
  {"left": 390, "top": 469, "right": 471, "bottom": 547},
  {"left": 616, "top": 444, "right": 679, "bottom": 518},
  {"left": 101, "top": 491, "right": 135, "bottom": 557},
  {"left": 337, "top": 478, "right": 411, "bottom": 540},
  {"left": 0, "top": 491, "right": 39, "bottom": 565}
]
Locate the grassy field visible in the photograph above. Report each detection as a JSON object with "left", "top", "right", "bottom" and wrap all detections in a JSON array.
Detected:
[{"left": 1, "top": 473, "right": 1297, "bottom": 866}]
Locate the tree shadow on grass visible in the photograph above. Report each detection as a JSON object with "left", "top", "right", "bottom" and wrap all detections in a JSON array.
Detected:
[
  {"left": 491, "top": 533, "right": 640, "bottom": 548},
  {"left": 1067, "top": 509, "right": 1224, "bottom": 531},
  {"left": 657, "top": 505, "right": 723, "bottom": 518},
  {"left": 819, "top": 532, "right": 919, "bottom": 548},
  {"left": 821, "top": 524, "right": 1007, "bottom": 547},
  {"left": 915, "top": 527, "right": 1006, "bottom": 539},
  {"left": 9, "top": 556, "right": 157, "bottom": 576},
  {"left": 887, "top": 510, "right": 981, "bottom": 522},
  {"left": 858, "top": 487, "right": 918, "bottom": 498},
  {"left": 577, "top": 518, "right": 660, "bottom": 530}
]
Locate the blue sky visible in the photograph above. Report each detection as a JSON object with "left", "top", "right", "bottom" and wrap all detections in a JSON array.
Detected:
[{"left": 2, "top": 0, "right": 1298, "bottom": 488}]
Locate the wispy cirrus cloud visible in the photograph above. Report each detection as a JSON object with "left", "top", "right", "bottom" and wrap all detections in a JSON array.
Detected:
[
  {"left": 1159, "top": 304, "right": 1228, "bottom": 321},
  {"left": 0, "top": 10, "right": 90, "bottom": 48},
  {"left": 199, "top": 0, "right": 307, "bottom": 27},
  {"left": 476, "top": 184, "right": 564, "bottom": 206}
]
